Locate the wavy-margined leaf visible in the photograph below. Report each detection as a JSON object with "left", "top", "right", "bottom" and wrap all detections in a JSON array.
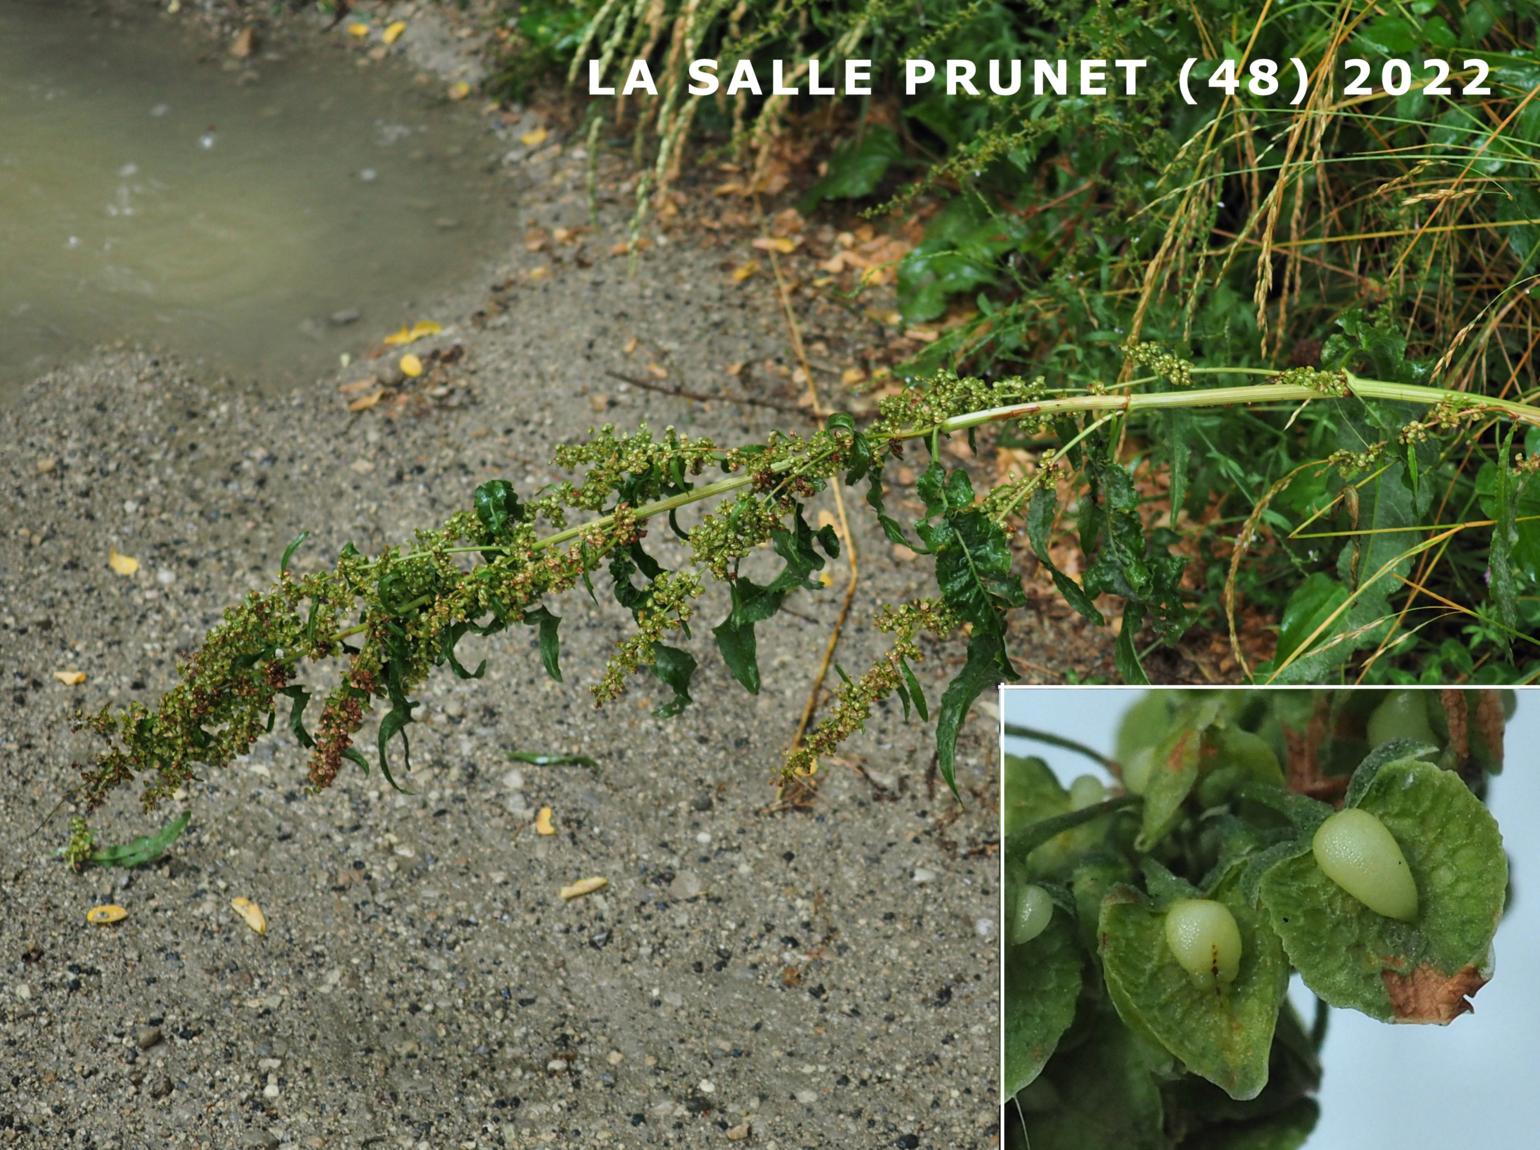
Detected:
[
  {"left": 1027, "top": 487, "right": 1104, "bottom": 624},
  {"left": 935, "top": 627, "right": 1013, "bottom": 796},
  {"left": 1099, "top": 878, "right": 1289, "bottom": 1101},
  {"left": 82, "top": 811, "right": 191, "bottom": 869},
  {"left": 650, "top": 644, "right": 697, "bottom": 717},
  {"left": 523, "top": 605, "right": 563, "bottom": 682},
  {"left": 712, "top": 509, "right": 832, "bottom": 694},
  {"left": 1019, "top": 1008, "right": 1169, "bottom": 1150},
  {"left": 797, "top": 126, "right": 901, "bottom": 212},
  {"left": 1003, "top": 909, "right": 1082, "bottom": 1097},
  {"left": 1478, "top": 436, "right": 1540, "bottom": 580},
  {"left": 914, "top": 467, "right": 1026, "bottom": 634},
  {"left": 1258, "top": 757, "right": 1506, "bottom": 1022},
  {"left": 473, "top": 478, "right": 523, "bottom": 557}
]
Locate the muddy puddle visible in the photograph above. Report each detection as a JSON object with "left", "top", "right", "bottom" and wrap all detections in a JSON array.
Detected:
[{"left": 0, "top": 1, "right": 506, "bottom": 395}]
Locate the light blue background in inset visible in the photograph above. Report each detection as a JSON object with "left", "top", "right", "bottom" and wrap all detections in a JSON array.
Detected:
[{"left": 1002, "top": 687, "right": 1539, "bottom": 1150}]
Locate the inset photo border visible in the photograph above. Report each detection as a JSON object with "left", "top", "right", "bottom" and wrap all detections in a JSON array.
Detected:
[{"left": 999, "top": 686, "right": 1540, "bottom": 1150}]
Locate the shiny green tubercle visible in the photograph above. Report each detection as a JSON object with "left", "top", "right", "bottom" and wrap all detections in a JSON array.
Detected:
[
  {"left": 1312, "top": 807, "right": 1419, "bottom": 922},
  {"left": 1013, "top": 883, "right": 1054, "bottom": 944},
  {"left": 1164, "top": 898, "right": 1242, "bottom": 986}
]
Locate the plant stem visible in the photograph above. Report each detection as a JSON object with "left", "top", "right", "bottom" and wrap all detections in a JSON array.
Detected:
[
  {"left": 335, "top": 372, "right": 1540, "bottom": 641},
  {"left": 1005, "top": 795, "right": 1143, "bottom": 858},
  {"left": 1003, "top": 723, "right": 1117, "bottom": 770}
]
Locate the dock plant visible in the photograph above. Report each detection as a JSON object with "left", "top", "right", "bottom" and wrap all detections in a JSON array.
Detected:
[
  {"left": 68, "top": 359, "right": 1540, "bottom": 854},
  {"left": 1003, "top": 688, "right": 1510, "bottom": 1148}
]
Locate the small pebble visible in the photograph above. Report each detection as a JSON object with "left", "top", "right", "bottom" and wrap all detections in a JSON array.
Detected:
[{"left": 135, "top": 1025, "right": 163, "bottom": 1050}]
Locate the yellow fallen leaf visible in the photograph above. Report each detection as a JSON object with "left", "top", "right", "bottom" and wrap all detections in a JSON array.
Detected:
[
  {"left": 752, "top": 236, "right": 798, "bottom": 254},
  {"left": 87, "top": 904, "right": 127, "bottom": 925},
  {"left": 448, "top": 81, "right": 472, "bottom": 101},
  {"left": 347, "top": 22, "right": 370, "bottom": 38},
  {"left": 559, "top": 876, "right": 607, "bottom": 901},
  {"left": 521, "top": 127, "right": 549, "bottom": 148},
  {"left": 108, "top": 548, "right": 140, "bottom": 576},
  {"left": 535, "top": 807, "right": 556, "bottom": 836},
  {"left": 231, "top": 897, "right": 268, "bottom": 936},
  {"left": 731, "top": 261, "right": 760, "bottom": 283},
  {"left": 53, "top": 670, "right": 87, "bottom": 686},
  {"left": 383, "top": 321, "right": 441, "bottom": 348},
  {"left": 348, "top": 389, "right": 384, "bottom": 412},
  {"left": 382, "top": 20, "right": 407, "bottom": 45},
  {"left": 399, "top": 354, "right": 424, "bottom": 379},
  {"left": 841, "top": 367, "right": 867, "bottom": 386}
]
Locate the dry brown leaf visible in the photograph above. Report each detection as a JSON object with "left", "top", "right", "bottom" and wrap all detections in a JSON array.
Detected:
[
  {"left": 559, "top": 876, "right": 607, "bottom": 901},
  {"left": 751, "top": 236, "right": 798, "bottom": 254},
  {"left": 108, "top": 548, "right": 139, "bottom": 577},
  {"left": 645, "top": 363, "right": 668, "bottom": 380},
  {"left": 230, "top": 26, "right": 257, "bottom": 59},
  {"left": 348, "top": 390, "right": 385, "bottom": 412},
  {"left": 840, "top": 367, "right": 867, "bottom": 386},
  {"left": 231, "top": 897, "right": 268, "bottom": 936}
]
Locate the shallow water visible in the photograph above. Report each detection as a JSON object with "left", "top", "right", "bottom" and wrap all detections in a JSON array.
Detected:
[{"left": 0, "top": 1, "right": 505, "bottom": 395}]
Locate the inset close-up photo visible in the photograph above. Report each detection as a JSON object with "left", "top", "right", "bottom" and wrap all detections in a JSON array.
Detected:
[{"left": 1001, "top": 688, "right": 1540, "bottom": 1149}]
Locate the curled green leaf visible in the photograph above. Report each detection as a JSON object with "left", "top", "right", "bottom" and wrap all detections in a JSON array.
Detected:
[{"left": 1259, "top": 757, "right": 1505, "bottom": 1022}]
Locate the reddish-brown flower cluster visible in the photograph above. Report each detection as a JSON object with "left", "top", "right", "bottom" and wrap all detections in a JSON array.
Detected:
[{"left": 307, "top": 691, "right": 366, "bottom": 791}]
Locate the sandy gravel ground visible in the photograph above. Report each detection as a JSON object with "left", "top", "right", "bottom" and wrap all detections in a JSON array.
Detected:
[{"left": 0, "top": 5, "right": 1110, "bottom": 1146}]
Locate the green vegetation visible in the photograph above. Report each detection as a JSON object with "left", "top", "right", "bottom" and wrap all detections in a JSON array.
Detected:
[
  {"left": 489, "top": 0, "right": 1540, "bottom": 681},
  {"left": 66, "top": 3, "right": 1540, "bottom": 835},
  {"left": 70, "top": 369, "right": 1538, "bottom": 843},
  {"left": 1003, "top": 688, "right": 1511, "bottom": 1148}
]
